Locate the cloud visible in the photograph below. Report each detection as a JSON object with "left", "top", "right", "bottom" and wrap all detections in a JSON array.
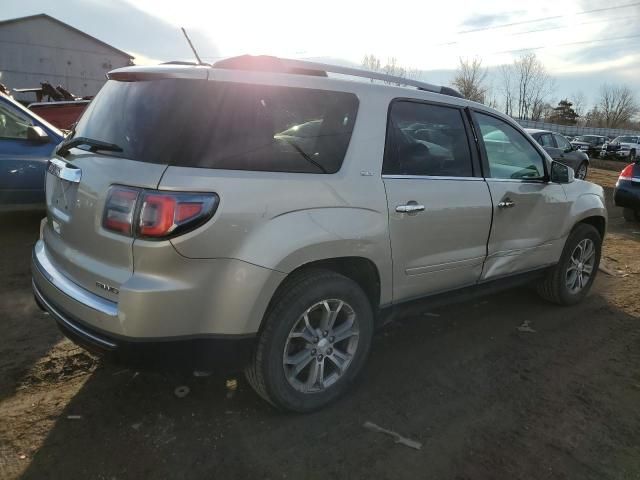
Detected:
[
  {"left": 461, "top": 11, "right": 526, "bottom": 29},
  {"left": 0, "top": 0, "right": 220, "bottom": 63}
]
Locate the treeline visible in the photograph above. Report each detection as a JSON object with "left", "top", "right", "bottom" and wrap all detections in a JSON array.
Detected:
[{"left": 361, "top": 53, "right": 639, "bottom": 130}]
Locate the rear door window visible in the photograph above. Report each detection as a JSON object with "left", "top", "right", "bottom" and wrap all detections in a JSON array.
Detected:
[
  {"left": 538, "top": 133, "right": 554, "bottom": 147},
  {"left": 383, "top": 101, "right": 474, "bottom": 177},
  {"left": 73, "top": 79, "right": 359, "bottom": 174},
  {"left": 554, "top": 134, "right": 572, "bottom": 151}
]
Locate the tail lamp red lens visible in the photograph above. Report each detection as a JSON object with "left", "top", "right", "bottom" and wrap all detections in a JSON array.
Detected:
[
  {"left": 102, "top": 186, "right": 218, "bottom": 239},
  {"left": 619, "top": 163, "right": 635, "bottom": 181}
]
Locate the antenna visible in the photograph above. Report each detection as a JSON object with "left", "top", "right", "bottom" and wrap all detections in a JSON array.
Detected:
[{"left": 181, "top": 27, "right": 205, "bottom": 65}]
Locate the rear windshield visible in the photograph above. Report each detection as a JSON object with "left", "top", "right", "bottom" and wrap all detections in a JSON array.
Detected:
[{"left": 73, "top": 79, "right": 359, "bottom": 174}]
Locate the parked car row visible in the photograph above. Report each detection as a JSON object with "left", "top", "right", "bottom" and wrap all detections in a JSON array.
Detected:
[
  {"left": 614, "top": 160, "right": 640, "bottom": 222},
  {"left": 600, "top": 136, "right": 639, "bottom": 161},
  {"left": 0, "top": 92, "right": 64, "bottom": 210},
  {"left": 525, "top": 129, "right": 589, "bottom": 179},
  {"left": 570, "top": 135, "right": 608, "bottom": 157}
]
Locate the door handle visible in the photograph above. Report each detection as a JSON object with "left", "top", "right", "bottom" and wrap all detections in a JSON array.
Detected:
[
  {"left": 396, "top": 202, "right": 425, "bottom": 214},
  {"left": 497, "top": 199, "right": 515, "bottom": 209}
]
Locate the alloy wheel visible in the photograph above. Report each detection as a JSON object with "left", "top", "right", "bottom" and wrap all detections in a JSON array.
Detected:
[
  {"left": 283, "top": 299, "right": 359, "bottom": 393},
  {"left": 576, "top": 163, "right": 588, "bottom": 179},
  {"left": 566, "top": 238, "right": 596, "bottom": 294}
]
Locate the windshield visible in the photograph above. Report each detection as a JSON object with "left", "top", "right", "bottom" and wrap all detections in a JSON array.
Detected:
[
  {"left": 615, "top": 136, "right": 638, "bottom": 143},
  {"left": 574, "top": 136, "right": 602, "bottom": 143},
  {"left": 0, "top": 93, "right": 63, "bottom": 137},
  {"left": 72, "top": 79, "right": 359, "bottom": 174}
]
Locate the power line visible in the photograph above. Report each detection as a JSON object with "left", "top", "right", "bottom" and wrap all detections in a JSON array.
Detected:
[
  {"left": 510, "top": 14, "right": 640, "bottom": 36},
  {"left": 458, "top": 1, "right": 640, "bottom": 34},
  {"left": 493, "top": 33, "right": 640, "bottom": 55}
]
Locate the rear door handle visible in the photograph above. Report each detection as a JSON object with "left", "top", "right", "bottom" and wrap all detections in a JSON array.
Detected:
[
  {"left": 396, "top": 203, "right": 425, "bottom": 214},
  {"left": 498, "top": 199, "right": 515, "bottom": 209}
]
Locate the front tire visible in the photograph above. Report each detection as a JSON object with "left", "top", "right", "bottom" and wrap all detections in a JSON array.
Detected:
[
  {"left": 245, "top": 270, "right": 374, "bottom": 412},
  {"left": 623, "top": 208, "right": 640, "bottom": 222},
  {"left": 575, "top": 162, "right": 588, "bottom": 180},
  {"left": 537, "top": 224, "right": 601, "bottom": 306}
]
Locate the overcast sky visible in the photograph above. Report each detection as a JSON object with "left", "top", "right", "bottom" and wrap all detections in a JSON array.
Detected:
[{"left": 2, "top": 0, "right": 639, "bottom": 108}]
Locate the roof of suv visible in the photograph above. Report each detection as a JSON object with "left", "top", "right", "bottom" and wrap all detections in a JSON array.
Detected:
[{"left": 108, "top": 54, "right": 463, "bottom": 98}]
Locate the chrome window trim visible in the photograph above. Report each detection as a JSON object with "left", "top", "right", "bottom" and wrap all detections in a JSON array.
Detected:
[
  {"left": 485, "top": 177, "right": 547, "bottom": 183},
  {"left": 382, "top": 175, "right": 484, "bottom": 181},
  {"left": 33, "top": 241, "right": 118, "bottom": 317}
]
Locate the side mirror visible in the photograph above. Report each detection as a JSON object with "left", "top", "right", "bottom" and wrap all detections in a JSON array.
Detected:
[
  {"left": 550, "top": 161, "right": 575, "bottom": 184},
  {"left": 26, "top": 125, "right": 50, "bottom": 144}
]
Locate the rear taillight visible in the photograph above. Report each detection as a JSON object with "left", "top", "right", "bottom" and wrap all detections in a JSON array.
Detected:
[
  {"left": 618, "top": 163, "right": 635, "bottom": 181},
  {"left": 102, "top": 186, "right": 218, "bottom": 239},
  {"left": 103, "top": 187, "right": 139, "bottom": 236}
]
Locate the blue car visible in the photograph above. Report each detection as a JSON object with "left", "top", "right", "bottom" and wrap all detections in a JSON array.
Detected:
[{"left": 0, "top": 93, "right": 64, "bottom": 211}]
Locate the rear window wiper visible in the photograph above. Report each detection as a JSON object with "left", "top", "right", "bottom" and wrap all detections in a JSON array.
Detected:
[
  {"left": 56, "top": 136, "right": 123, "bottom": 157},
  {"left": 279, "top": 137, "right": 328, "bottom": 174}
]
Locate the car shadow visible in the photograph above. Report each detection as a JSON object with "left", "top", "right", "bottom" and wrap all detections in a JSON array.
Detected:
[
  {"left": 0, "top": 211, "right": 67, "bottom": 404},
  {"left": 14, "top": 279, "right": 640, "bottom": 480}
]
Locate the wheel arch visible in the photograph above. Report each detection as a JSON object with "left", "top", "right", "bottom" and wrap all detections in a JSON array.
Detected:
[
  {"left": 576, "top": 215, "right": 606, "bottom": 239},
  {"left": 260, "top": 256, "right": 383, "bottom": 333}
]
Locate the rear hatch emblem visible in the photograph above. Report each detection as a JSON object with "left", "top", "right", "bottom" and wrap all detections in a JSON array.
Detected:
[{"left": 96, "top": 281, "right": 119, "bottom": 295}]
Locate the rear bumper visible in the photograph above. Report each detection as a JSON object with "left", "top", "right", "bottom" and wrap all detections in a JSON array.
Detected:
[
  {"left": 614, "top": 180, "right": 640, "bottom": 210},
  {"left": 32, "top": 278, "right": 255, "bottom": 371},
  {"left": 601, "top": 150, "right": 631, "bottom": 158},
  {"left": 31, "top": 242, "right": 259, "bottom": 371}
]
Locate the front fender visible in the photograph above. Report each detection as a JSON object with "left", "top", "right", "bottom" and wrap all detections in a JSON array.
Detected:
[{"left": 563, "top": 190, "right": 607, "bottom": 238}]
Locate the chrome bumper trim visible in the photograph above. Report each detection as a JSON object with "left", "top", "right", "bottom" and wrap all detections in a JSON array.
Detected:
[
  {"left": 33, "top": 279, "right": 117, "bottom": 350},
  {"left": 33, "top": 240, "right": 118, "bottom": 317}
]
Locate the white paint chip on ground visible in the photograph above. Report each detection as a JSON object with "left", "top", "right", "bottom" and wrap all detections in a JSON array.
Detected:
[
  {"left": 517, "top": 320, "right": 536, "bottom": 333},
  {"left": 363, "top": 421, "right": 422, "bottom": 450},
  {"left": 174, "top": 386, "right": 190, "bottom": 398}
]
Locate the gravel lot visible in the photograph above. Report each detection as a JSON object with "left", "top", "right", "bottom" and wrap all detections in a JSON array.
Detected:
[{"left": 1, "top": 167, "right": 639, "bottom": 480}]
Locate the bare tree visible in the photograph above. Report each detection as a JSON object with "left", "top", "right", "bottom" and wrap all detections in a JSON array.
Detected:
[
  {"left": 451, "top": 57, "right": 488, "bottom": 103},
  {"left": 513, "top": 53, "right": 554, "bottom": 120},
  {"left": 382, "top": 57, "right": 406, "bottom": 79},
  {"left": 499, "top": 64, "right": 515, "bottom": 116},
  {"left": 571, "top": 91, "right": 587, "bottom": 118},
  {"left": 584, "top": 107, "right": 604, "bottom": 127},
  {"left": 361, "top": 54, "right": 382, "bottom": 72},
  {"left": 361, "top": 54, "right": 417, "bottom": 85},
  {"left": 596, "top": 84, "right": 639, "bottom": 128}
]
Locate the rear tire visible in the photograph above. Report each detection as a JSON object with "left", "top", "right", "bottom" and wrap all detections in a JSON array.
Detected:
[
  {"left": 630, "top": 150, "right": 636, "bottom": 162},
  {"left": 245, "top": 269, "right": 374, "bottom": 412},
  {"left": 623, "top": 208, "right": 640, "bottom": 222},
  {"left": 537, "top": 224, "right": 601, "bottom": 306}
]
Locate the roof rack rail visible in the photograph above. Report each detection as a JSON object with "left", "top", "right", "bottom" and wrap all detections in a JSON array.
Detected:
[{"left": 212, "top": 55, "right": 463, "bottom": 98}]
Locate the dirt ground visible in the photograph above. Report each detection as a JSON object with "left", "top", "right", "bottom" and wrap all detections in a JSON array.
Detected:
[{"left": 1, "top": 168, "right": 639, "bottom": 480}]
